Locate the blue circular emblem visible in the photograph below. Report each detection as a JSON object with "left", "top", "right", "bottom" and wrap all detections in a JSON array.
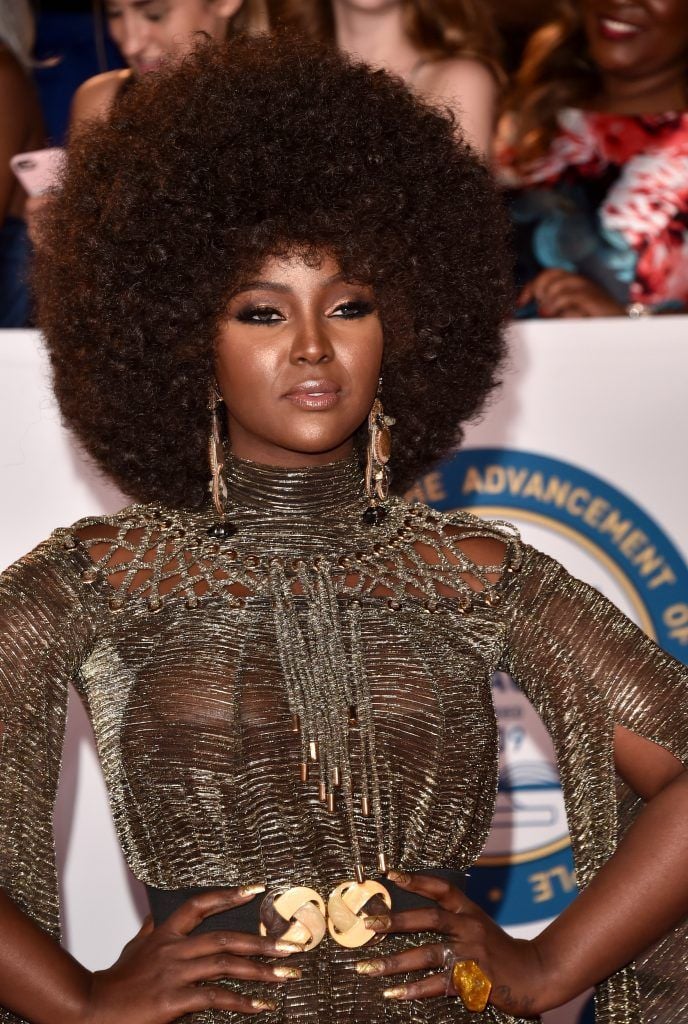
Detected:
[
  {"left": 415, "top": 447, "right": 688, "bottom": 660},
  {"left": 410, "top": 447, "right": 688, "bottom": 932}
]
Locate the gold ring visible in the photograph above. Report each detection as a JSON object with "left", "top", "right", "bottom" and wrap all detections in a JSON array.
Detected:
[{"left": 450, "top": 959, "right": 492, "bottom": 1012}]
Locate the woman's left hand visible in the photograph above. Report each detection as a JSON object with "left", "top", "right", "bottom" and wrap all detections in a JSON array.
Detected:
[
  {"left": 520, "top": 269, "right": 625, "bottom": 318},
  {"left": 356, "top": 872, "right": 552, "bottom": 1018}
]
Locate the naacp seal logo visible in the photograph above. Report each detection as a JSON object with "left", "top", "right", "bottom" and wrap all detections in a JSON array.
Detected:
[{"left": 409, "top": 447, "right": 688, "bottom": 937}]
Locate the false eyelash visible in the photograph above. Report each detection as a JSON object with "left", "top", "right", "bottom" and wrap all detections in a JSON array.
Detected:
[
  {"left": 234, "top": 305, "right": 283, "bottom": 323},
  {"left": 333, "top": 300, "right": 376, "bottom": 317}
]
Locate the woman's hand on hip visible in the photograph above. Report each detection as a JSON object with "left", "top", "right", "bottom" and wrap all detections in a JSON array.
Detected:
[
  {"left": 356, "top": 872, "right": 556, "bottom": 1018},
  {"left": 83, "top": 886, "right": 302, "bottom": 1022}
]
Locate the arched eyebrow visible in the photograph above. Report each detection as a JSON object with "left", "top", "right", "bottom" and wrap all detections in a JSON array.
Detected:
[
  {"left": 231, "top": 272, "right": 353, "bottom": 297},
  {"left": 232, "top": 281, "right": 294, "bottom": 294},
  {"left": 105, "top": 0, "right": 162, "bottom": 11}
]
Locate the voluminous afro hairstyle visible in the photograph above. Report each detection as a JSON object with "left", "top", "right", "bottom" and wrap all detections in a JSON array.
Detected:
[{"left": 34, "top": 32, "right": 512, "bottom": 508}]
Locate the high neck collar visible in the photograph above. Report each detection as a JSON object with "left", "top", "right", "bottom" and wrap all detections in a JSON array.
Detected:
[{"left": 224, "top": 453, "right": 364, "bottom": 516}]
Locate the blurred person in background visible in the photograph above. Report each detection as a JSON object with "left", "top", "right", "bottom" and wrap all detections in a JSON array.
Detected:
[
  {"left": 25, "top": 0, "right": 268, "bottom": 242},
  {"left": 0, "top": 0, "right": 44, "bottom": 327},
  {"left": 269, "top": 0, "right": 502, "bottom": 157},
  {"left": 70, "top": 0, "right": 269, "bottom": 130},
  {"left": 498, "top": 0, "right": 688, "bottom": 319}
]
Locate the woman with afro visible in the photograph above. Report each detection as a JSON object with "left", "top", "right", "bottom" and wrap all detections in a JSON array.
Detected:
[{"left": 0, "top": 32, "right": 686, "bottom": 1024}]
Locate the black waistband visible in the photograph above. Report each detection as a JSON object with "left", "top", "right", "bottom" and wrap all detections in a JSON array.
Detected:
[{"left": 146, "top": 868, "right": 466, "bottom": 935}]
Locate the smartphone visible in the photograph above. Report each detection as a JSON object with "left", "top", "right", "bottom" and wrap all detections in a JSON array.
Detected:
[{"left": 10, "top": 147, "right": 66, "bottom": 197}]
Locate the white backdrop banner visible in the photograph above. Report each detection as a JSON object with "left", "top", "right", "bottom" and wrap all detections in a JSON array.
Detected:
[{"left": 1, "top": 320, "right": 686, "bottom": 1024}]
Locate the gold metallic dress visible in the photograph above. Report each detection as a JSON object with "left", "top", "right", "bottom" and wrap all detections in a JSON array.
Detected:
[{"left": 0, "top": 456, "right": 686, "bottom": 1024}]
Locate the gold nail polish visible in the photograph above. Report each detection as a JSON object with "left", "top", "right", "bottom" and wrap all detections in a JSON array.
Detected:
[
  {"left": 386, "top": 869, "right": 410, "bottom": 885},
  {"left": 355, "top": 959, "right": 384, "bottom": 975},
  {"left": 251, "top": 998, "right": 278, "bottom": 1011},
  {"left": 275, "top": 940, "right": 305, "bottom": 954},
  {"left": 274, "top": 966, "right": 302, "bottom": 979},
  {"left": 363, "top": 915, "right": 391, "bottom": 931},
  {"left": 239, "top": 883, "right": 267, "bottom": 897},
  {"left": 383, "top": 986, "right": 407, "bottom": 1000}
]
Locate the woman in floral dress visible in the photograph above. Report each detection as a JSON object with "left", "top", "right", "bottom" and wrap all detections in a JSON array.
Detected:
[{"left": 497, "top": 0, "right": 688, "bottom": 319}]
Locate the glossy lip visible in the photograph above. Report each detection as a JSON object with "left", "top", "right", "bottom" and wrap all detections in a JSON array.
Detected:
[
  {"left": 283, "top": 379, "right": 342, "bottom": 411},
  {"left": 597, "top": 14, "right": 643, "bottom": 39}
]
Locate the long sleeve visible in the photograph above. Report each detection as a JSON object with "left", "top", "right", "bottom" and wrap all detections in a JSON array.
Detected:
[
  {"left": 0, "top": 538, "right": 98, "bottom": 960},
  {"left": 500, "top": 544, "right": 688, "bottom": 1024}
]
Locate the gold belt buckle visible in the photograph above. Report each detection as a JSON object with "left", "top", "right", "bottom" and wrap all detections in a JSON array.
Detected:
[
  {"left": 259, "top": 879, "right": 392, "bottom": 950},
  {"left": 259, "top": 886, "right": 327, "bottom": 951},
  {"left": 327, "top": 879, "right": 392, "bottom": 948}
]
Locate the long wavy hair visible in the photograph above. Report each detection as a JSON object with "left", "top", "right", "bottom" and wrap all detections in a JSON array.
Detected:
[
  {"left": 504, "top": 0, "right": 688, "bottom": 169},
  {"left": 269, "top": 0, "right": 501, "bottom": 68},
  {"left": 502, "top": 2, "right": 597, "bottom": 168}
]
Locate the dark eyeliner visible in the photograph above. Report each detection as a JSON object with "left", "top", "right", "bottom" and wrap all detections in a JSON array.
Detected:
[
  {"left": 234, "top": 304, "right": 283, "bottom": 324},
  {"left": 333, "top": 299, "right": 376, "bottom": 318}
]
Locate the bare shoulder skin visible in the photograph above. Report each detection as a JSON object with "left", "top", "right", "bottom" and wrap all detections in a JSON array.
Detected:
[
  {"left": 415, "top": 57, "right": 498, "bottom": 157},
  {"left": 69, "top": 68, "right": 133, "bottom": 134}
]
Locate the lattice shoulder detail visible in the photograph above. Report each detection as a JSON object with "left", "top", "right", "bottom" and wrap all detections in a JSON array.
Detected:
[
  {"left": 52, "top": 500, "right": 524, "bottom": 616},
  {"left": 336, "top": 504, "right": 524, "bottom": 613}
]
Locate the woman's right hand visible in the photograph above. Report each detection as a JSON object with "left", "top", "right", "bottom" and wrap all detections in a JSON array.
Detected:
[
  {"left": 518, "top": 269, "right": 624, "bottom": 317},
  {"left": 84, "top": 886, "right": 302, "bottom": 1022}
]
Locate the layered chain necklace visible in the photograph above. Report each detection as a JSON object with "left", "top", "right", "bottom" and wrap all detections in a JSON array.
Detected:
[{"left": 222, "top": 454, "right": 396, "bottom": 948}]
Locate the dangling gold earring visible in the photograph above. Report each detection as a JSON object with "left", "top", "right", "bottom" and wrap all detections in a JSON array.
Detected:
[
  {"left": 207, "top": 382, "right": 236, "bottom": 539},
  {"left": 363, "top": 379, "right": 395, "bottom": 526}
]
